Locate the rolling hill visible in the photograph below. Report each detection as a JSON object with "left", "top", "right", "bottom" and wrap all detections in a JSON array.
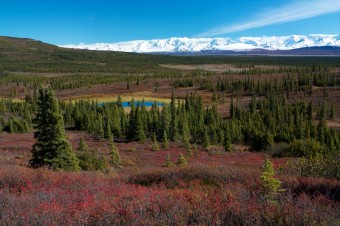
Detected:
[{"left": 1, "top": 36, "right": 340, "bottom": 74}]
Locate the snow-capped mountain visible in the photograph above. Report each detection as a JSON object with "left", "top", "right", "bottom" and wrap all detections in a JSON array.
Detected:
[{"left": 61, "top": 34, "right": 340, "bottom": 53}]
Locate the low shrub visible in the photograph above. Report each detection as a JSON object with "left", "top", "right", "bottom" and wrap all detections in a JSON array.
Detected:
[{"left": 279, "top": 157, "right": 340, "bottom": 180}]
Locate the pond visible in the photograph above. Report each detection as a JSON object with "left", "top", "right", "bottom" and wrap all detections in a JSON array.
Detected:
[{"left": 99, "top": 101, "right": 165, "bottom": 108}]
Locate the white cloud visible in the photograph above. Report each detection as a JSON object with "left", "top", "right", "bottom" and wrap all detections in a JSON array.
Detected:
[{"left": 197, "top": 0, "right": 340, "bottom": 37}]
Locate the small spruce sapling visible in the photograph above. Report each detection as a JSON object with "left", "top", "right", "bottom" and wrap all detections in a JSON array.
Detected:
[
  {"left": 260, "top": 156, "right": 284, "bottom": 199},
  {"left": 110, "top": 141, "right": 121, "bottom": 168},
  {"left": 164, "top": 153, "right": 174, "bottom": 167},
  {"left": 176, "top": 153, "right": 188, "bottom": 166}
]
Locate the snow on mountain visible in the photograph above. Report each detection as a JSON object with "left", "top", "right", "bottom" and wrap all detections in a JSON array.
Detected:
[{"left": 61, "top": 34, "right": 340, "bottom": 53}]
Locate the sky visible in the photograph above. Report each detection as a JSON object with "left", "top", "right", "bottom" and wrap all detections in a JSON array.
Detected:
[{"left": 0, "top": 0, "right": 340, "bottom": 45}]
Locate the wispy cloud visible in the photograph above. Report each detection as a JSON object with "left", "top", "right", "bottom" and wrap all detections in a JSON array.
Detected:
[{"left": 197, "top": 0, "right": 340, "bottom": 37}]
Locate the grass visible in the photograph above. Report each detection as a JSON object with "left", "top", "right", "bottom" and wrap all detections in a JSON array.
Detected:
[{"left": 0, "top": 97, "right": 24, "bottom": 102}]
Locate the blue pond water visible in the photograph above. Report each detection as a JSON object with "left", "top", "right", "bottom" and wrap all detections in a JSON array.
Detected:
[{"left": 99, "top": 101, "right": 164, "bottom": 108}]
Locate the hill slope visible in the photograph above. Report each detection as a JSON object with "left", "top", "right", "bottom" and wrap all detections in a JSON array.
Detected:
[
  {"left": 0, "top": 36, "right": 166, "bottom": 73},
  {"left": 1, "top": 36, "right": 340, "bottom": 73}
]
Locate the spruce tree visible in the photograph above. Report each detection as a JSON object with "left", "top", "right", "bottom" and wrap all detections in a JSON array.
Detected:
[
  {"left": 105, "top": 121, "right": 112, "bottom": 140},
  {"left": 98, "top": 115, "right": 105, "bottom": 138},
  {"left": 127, "top": 99, "right": 136, "bottom": 140},
  {"left": 8, "top": 120, "right": 14, "bottom": 133},
  {"left": 162, "top": 130, "right": 169, "bottom": 149},
  {"left": 30, "top": 88, "right": 80, "bottom": 171},
  {"left": 230, "top": 96, "right": 235, "bottom": 119},
  {"left": 329, "top": 102, "right": 335, "bottom": 120},
  {"left": 317, "top": 107, "right": 327, "bottom": 144},
  {"left": 108, "top": 134, "right": 114, "bottom": 145},
  {"left": 307, "top": 101, "right": 313, "bottom": 121},
  {"left": 170, "top": 94, "right": 179, "bottom": 141},
  {"left": 110, "top": 141, "right": 121, "bottom": 168},
  {"left": 202, "top": 127, "right": 210, "bottom": 149},
  {"left": 176, "top": 153, "right": 188, "bottom": 166},
  {"left": 182, "top": 115, "right": 191, "bottom": 155},
  {"left": 164, "top": 153, "right": 174, "bottom": 167},
  {"left": 77, "top": 137, "right": 88, "bottom": 152},
  {"left": 160, "top": 105, "right": 170, "bottom": 138},
  {"left": 223, "top": 127, "right": 232, "bottom": 152},
  {"left": 193, "top": 143, "right": 199, "bottom": 157},
  {"left": 260, "top": 156, "right": 284, "bottom": 199},
  {"left": 134, "top": 105, "right": 146, "bottom": 141},
  {"left": 151, "top": 132, "right": 160, "bottom": 151}
]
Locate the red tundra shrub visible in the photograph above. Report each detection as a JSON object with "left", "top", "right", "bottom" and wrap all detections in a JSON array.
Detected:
[{"left": 0, "top": 163, "right": 339, "bottom": 225}]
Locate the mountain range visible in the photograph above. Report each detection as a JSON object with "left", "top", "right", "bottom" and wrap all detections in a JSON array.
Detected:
[{"left": 61, "top": 34, "right": 340, "bottom": 54}]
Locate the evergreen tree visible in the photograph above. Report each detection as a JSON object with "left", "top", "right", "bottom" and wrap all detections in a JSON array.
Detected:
[
  {"left": 202, "top": 127, "right": 210, "bottom": 149},
  {"left": 78, "top": 148, "right": 108, "bottom": 171},
  {"left": 193, "top": 143, "right": 199, "bottom": 157},
  {"left": 162, "top": 130, "right": 169, "bottom": 149},
  {"left": 317, "top": 106, "right": 327, "bottom": 144},
  {"left": 30, "top": 88, "right": 80, "bottom": 171},
  {"left": 127, "top": 99, "right": 136, "bottom": 140},
  {"left": 329, "top": 102, "right": 336, "bottom": 120},
  {"left": 8, "top": 120, "right": 14, "bottom": 133},
  {"left": 134, "top": 105, "right": 146, "bottom": 141},
  {"left": 307, "top": 101, "right": 313, "bottom": 121},
  {"left": 260, "top": 156, "right": 284, "bottom": 199},
  {"left": 176, "top": 153, "right": 188, "bottom": 166},
  {"left": 230, "top": 96, "right": 235, "bottom": 119},
  {"left": 105, "top": 121, "right": 112, "bottom": 140},
  {"left": 110, "top": 141, "right": 121, "bottom": 167},
  {"left": 164, "top": 153, "right": 174, "bottom": 167},
  {"left": 98, "top": 115, "right": 105, "bottom": 138},
  {"left": 223, "top": 126, "right": 232, "bottom": 152},
  {"left": 77, "top": 137, "right": 88, "bottom": 152},
  {"left": 249, "top": 95, "right": 256, "bottom": 113},
  {"left": 182, "top": 115, "right": 191, "bottom": 155},
  {"left": 160, "top": 105, "right": 170, "bottom": 139},
  {"left": 151, "top": 132, "right": 159, "bottom": 151},
  {"left": 170, "top": 93, "right": 179, "bottom": 141},
  {"left": 108, "top": 133, "right": 114, "bottom": 145}
]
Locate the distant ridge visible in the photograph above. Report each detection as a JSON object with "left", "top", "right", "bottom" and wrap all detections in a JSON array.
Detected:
[{"left": 61, "top": 35, "right": 340, "bottom": 54}]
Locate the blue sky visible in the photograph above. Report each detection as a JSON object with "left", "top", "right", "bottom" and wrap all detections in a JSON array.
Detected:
[{"left": 0, "top": 0, "right": 340, "bottom": 45}]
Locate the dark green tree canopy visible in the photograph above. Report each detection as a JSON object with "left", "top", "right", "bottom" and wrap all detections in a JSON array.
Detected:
[{"left": 30, "top": 87, "right": 80, "bottom": 171}]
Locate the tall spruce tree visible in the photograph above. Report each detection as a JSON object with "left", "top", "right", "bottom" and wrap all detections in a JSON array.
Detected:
[
  {"left": 223, "top": 126, "right": 232, "bottom": 152},
  {"left": 162, "top": 130, "right": 169, "bottom": 149},
  {"left": 202, "top": 127, "right": 210, "bottom": 149},
  {"left": 182, "top": 115, "right": 191, "bottom": 155},
  {"left": 30, "top": 88, "right": 80, "bottom": 171},
  {"left": 134, "top": 104, "right": 146, "bottom": 141},
  {"left": 329, "top": 102, "right": 336, "bottom": 120}
]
